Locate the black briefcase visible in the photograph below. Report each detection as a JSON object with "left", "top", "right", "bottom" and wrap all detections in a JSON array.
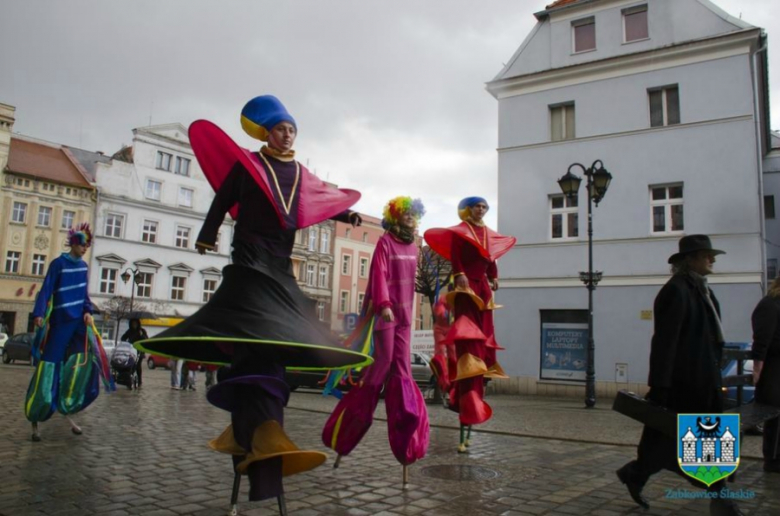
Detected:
[{"left": 612, "top": 390, "right": 677, "bottom": 439}]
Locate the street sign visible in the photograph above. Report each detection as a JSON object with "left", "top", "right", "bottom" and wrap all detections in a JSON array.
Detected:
[{"left": 343, "top": 313, "right": 359, "bottom": 332}]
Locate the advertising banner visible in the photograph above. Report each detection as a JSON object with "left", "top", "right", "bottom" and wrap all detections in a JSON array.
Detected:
[{"left": 540, "top": 322, "right": 588, "bottom": 381}]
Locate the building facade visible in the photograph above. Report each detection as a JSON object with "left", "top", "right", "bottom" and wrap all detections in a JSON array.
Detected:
[
  {"left": 89, "top": 124, "right": 231, "bottom": 339},
  {"left": 487, "top": 0, "right": 772, "bottom": 397},
  {"left": 0, "top": 106, "right": 96, "bottom": 335},
  {"left": 292, "top": 221, "right": 336, "bottom": 325}
]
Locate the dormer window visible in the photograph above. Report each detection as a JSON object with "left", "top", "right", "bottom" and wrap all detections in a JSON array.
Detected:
[
  {"left": 623, "top": 4, "right": 649, "bottom": 43},
  {"left": 572, "top": 17, "right": 596, "bottom": 53}
]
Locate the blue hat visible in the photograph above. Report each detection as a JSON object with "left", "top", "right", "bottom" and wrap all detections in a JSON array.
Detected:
[
  {"left": 458, "top": 197, "right": 489, "bottom": 221},
  {"left": 240, "top": 95, "right": 297, "bottom": 142}
]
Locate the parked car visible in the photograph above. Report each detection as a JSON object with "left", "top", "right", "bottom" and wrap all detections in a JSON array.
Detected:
[
  {"left": 2, "top": 332, "right": 35, "bottom": 365},
  {"left": 0, "top": 333, "right": 8, "bottom": 355},
  {"left": 147, "top": 354, "right": 171, "bottom": 370}
]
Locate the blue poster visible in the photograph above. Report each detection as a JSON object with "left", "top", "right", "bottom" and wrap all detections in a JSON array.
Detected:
[{"left": 540, "top": 322, "right": 588, "bottom": 381}]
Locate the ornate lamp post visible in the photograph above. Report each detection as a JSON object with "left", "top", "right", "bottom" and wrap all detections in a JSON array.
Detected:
[
  {"left": 558, "top": 160, "right": 612, "bottom": 408},
  {"left": 121, "top": 267, "right": 141, "bottom": 320}
]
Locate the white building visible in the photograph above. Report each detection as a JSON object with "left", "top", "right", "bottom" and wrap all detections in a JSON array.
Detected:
[
  {"left": 88, "top": 124, "right": 232, "bottom": 338},
  {"left": 487, "top": 0, "right": 773, "bottom": 397}
]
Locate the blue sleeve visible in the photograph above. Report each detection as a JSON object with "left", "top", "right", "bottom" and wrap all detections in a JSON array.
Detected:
[
  {"left": 83, "top": 288, "right": 93, "bottom": 315},
  {"left": 33, "top": 258, "right": 60, "bottom": 318}
]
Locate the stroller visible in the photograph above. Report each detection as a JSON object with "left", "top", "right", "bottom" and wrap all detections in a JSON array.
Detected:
[{"left": 110, "top": 342, "right": 139, "bottom": 390}]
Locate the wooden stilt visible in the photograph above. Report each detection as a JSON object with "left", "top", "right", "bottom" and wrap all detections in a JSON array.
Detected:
[
  {"left": 333, "top": 454, "right": 342, "bottom": 469},
  {"left": 31, "top": 422, "right": 41, "bottom": 442},
  {"left": 402, "top": 465, "right": 409, "bottom": 488},
  {"left": 66, "top": 416, "right": 82, "bottom": 435},
  {"left": 277, "top": 494, "right": 288, "bottom": 515},
  {"left": 229, "top": 470, "right": 241, "bottom": 515}
]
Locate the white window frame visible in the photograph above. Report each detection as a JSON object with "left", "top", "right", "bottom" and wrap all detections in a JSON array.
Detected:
[
  {"left": 145, "top": 179, "right": 162, "bottom": 201},
  {"left": 61, "top": 210, "right": 75, "bottom": 229},
  {"left": 5, "top": 251, "right": 21, "bottom": 274},
  {"left": 362, "top": 232, "right": 368, "bottom": 243},
  {"left": 320, "top": 230, "right": 330, "bottom": 253},
  {"left": 319, "top": 265, "right": 328, "bottom": 288},
  {"left": 341, "top": 254, "right": 352, "bottom": 275},
  {"left": 359, "top": 257, "right": 369, "bottom": 278},
  {"left": 32, "top": 254, "right": 46, "bottom": 276},
  {"left": 141, "top": 219, "right": 158, "bottom": 244},
  {"left": 170, "top": 275, "right": 187, "bottom": 301},
  {"left": 104, "top": 213, "right": 124, "bottom": 239},
  {"left": 649, "top": 85, "right": 680, "bottom": 127},
  {"left": 650, "top": 184, "right": 684, "bottom": 235},
  {"left": 345, "top": 228, "right": 352, "bottom": 239},
  {"left": 316, "top": 301, "right": 326, "bottom": 321},
  {"left": 202, "top": 278, "right": 218, "bottom": 303},
  {"left": 175, "top": 156, "right": 191, "bottom": 176},
  {"left": 175, "top": 225, "right": 191, "bottom": 249},
  {"left": 308, "top": 228, "right": 318, "bottom": 251},
  {"left": 572, "top": 16, "right": 596, "bottom": 53},
  {"left": 550, "top": 194, "right": 579, "bottom": 240},
  {"left": 37, "top": 206, "right": 52, "bottom": 227},
  {"left": 550, "top": 103, "right": 575, "bottom": 142},
  {"left": 136, "top": 272, "right": 153, "bottom": 298},
  {"left": 306, "top": 263, "right": 316, "bottom": 286},
  {"left": 11, "top": 201, "right": 27, "bottom": 223},
  {"left": 339, "top": 290, "right": 350, "bottom": 313},
  {"left": 156, "top": 151, "right": 172, "bottom": 171},
  {"left": 622, "top": 4, "right": 649, "bottom": 43},
  {"left": 357, "top": 292, "right": 365, "bottom": 310},
  {"left": 178, "top": 187, "right": 193, "bottom": 208},
  {"left": 100, "top": 267, "right": 118, "bottom": 294}
]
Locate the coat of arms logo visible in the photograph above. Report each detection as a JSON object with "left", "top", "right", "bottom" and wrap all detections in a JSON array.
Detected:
[{"left": 677, "top": 413, "right": 740, "bottom": 486}]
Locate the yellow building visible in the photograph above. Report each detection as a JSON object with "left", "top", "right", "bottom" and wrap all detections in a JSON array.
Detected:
[{"left": 0, "top": 107, "right": 96, "bottom": 335}]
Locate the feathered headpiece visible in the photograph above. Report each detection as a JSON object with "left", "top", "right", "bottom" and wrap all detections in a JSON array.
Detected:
[
  {"left": 381, "top": 197, "right": 426, "bottom": 229},
  {"left": 457, "top": 196, "right": 489, "bottom": 221},
  {"left": 67, "top": 222, "right": 93, "bottom": 248}
]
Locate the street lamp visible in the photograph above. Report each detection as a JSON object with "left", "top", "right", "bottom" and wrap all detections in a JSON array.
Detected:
[
  {"left": 557, "top": 160, "right": 612, "bottom": 409},
  {"left": 121, "top": 267, "right": 140, "bottom": 319}
]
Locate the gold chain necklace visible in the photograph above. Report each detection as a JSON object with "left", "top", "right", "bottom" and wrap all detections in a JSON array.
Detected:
[
  {"left": 257, "top": 152, "right": 300, "bottom": 215},
  {"left": 465, "top": 220, "right": 487, "bottom": 249}
]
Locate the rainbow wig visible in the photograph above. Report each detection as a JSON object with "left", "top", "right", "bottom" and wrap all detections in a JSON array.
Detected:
[
  {"left": 457, "top": 196, "right": 489, "bottom": 221},
  {"left": 240, "top": 95, "right": 297, "bottom": 142},
  {"left": 67, "top": 222, "right": 93, "bottom": 248},
  {"left": 382, "top": 197, "right": 426, "bottom": 230}
]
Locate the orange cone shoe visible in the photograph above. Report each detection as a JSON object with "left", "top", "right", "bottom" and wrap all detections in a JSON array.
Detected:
[
  {"left": 453, "top": 353, "right": 488, "bottom": 382},
  {"left": 236, "top": 420, "right": 327, "bottom": 476},
  {"left": 484, "top": 361, "right": 509, "bottom": 379},
  {"left": 208, "top": 424, "right": 247, "bottom": 455},
  {"left": 445, "top": 288, "right": 486, "bottom": 311}
]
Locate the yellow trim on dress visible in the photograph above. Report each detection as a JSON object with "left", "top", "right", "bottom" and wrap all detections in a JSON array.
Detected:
[{"left": 257, "top": 152, "right": 300, "bottom": 216}]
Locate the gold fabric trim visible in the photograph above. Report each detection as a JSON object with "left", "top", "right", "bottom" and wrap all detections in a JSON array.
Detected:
[{"left": 257, "top": 152, "right": 300, "bottom": 215}]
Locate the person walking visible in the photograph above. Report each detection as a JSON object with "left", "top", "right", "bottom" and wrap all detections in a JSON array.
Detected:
[
  {"left": 616, "top": 234, "right": 743, "bottom": 516},
  {"left": 121, "top": 318, "right": 148, "bottom": 388},
  {"left": 750, "top": 275, "right": 780, "bottom": 473}
]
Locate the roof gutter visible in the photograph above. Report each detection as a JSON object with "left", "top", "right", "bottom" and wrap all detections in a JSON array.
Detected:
[{"left": 751, "top": 32, "right": 768, "bottom": 294}]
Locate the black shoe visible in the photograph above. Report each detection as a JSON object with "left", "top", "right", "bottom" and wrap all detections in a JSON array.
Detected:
[
  {"left": 71, "top": 427, "right": 83, "bottom": 436},
  {"left": 616, "top": 464, "right": 649, "bottom": 509},
  {"left": 710, "top": 498, "right": 744, "bottom": 516},
  {"left": 31, "top": 433, "right": 41, "bottom": 442}
]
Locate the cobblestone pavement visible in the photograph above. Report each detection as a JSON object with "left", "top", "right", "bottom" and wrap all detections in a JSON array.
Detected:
[{"left": 1, "top": 363, "right": 778, "bottom": 516}]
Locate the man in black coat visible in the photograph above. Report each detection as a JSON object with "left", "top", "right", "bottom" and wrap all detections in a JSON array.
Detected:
[{"left": 616, "top": 235, "right": 743, "bottom": 516}]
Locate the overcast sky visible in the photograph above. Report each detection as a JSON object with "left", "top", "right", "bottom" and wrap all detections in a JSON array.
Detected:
[{"left": 1, "top": 0, "right": 778, "bottom": 231}]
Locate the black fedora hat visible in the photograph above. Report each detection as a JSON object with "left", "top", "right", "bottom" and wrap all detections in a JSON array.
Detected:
[{"left": 668, "top": 234, "right": 725, "bottom": 264}]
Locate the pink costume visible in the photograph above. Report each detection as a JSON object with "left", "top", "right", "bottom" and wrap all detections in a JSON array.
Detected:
[
  {"left": 430, "top": 296, "right": 454, "bottom": 393},
  {"left": 322, "top": 233, "right": 429, "bottom": 465}
]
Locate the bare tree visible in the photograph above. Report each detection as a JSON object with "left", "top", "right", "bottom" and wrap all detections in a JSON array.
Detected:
[
  {"left": 416, "top": 246, "right": 452, "bottom": 310},
  {"left": 99, "top": 296, "right": 148, "bottom": 339}
]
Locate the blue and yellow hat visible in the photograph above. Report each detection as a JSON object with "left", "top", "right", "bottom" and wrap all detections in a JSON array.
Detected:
[
  {"left": 457, "top": 197, "right": 489, "bottom": 221},
  {"left": 240, "top": 95, "right": 297, "bottom": 142}
]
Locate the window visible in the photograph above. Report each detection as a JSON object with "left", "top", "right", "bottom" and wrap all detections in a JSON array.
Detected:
[
  {"left": 649, "top": 86, "right": 680, "bottom": 127},
  {"left": 765, "top": 195, "right": 775, "bottom": 219},
  {"left": 320, "top": 231, "right": 330, "bottom": 253},
  {"left": 136, "top": 272, "right": 153, "bottom": 298},
  {"left": 100, "top": 267, "right": 117, "bottom": 294},
  {"left": 105, "top": 213, "right": 124, "bottom": 238},
  {"left": 156, "top": 151, "right": 172, "bottom": 171},
  {"left": 32, "top": 254, "right": 46, "bottom": 276},
  {"left": 5, "top": 251, "right": 21, "bottom": 273},
  {"left": 550, "top": 104, "right": 575, "bottom": 141},
  {"left": 214, "top": 232, "right": 221, "bottom": 253},
  {"left": 11, "top": 202, "right": 27, "bottom": 223},
  {"left": 339, "top": 291, "right": 350, "bottom": 313},
  {"left": 142, "top": 220, "right": 158, "bottom": 243},
  {"left": 171, "top": 276, "right": 187, "bottom": 301},
  {"left": 36, "top": 206, "right": 52, "bottom": 227},
  {"left": 623, "top": 5, "right": 648, "bottom": 43},
  {"left": 357, "top": 292, "right": 365, "bottom": 310},
  {"left": 319, "top": 266, "right": 329, "bottom": 288},
  {"left": 341, "top": 254, "right": 352, "bottom": 275},
  {"left": 359, "top": 257, "right": 369, "bottom": 278},
  {"left": 61, "top": 210, "right": 75, "bottom": 229},
  {"left": 362, "top": 232, "right": 368, "bottom": 243},
  {"left": 550, "top": 194, "right": 579, "bottom": 239},
  {"left": 308, "top": 228, "right": 318, "bottom": 251},
  {"left": 203, "top": 278, "right": 217, "bottom": 303},
  {"left": 317, "top": 301, "right": 326, "bottom": 321},
  {"left": 298, "top": 262, "right": 305, "bottom": 280},
  {"left": 175, "top": 226, "right": 191, "bottom": 249},
  {"left": 306, "top": 264, "right": 316, "bottom": 286},
  {"left": 345, "top": 228, "right": 352, "bottom": 239},
  {"left": 650, "top": 185, "right": 684, "bottom": 234},
  {"left": 145, "top": 179, "right": 162, "bottom": 201},
  {"left": 175, "top": 157, "right": 191, "bottom": 176},
  {"left": 178, "top": 187, "right": 193, "bottom": 208},
  {"left": 572, "top": 17, "right": 596, "bottom": 53},
  {"left": 768, "top": 259, "right": 778, "bottom": 283}
]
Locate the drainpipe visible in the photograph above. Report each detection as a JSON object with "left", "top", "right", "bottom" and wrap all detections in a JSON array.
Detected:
[{"left": 752, "top": 33, "right": 768, "bottom": 295}]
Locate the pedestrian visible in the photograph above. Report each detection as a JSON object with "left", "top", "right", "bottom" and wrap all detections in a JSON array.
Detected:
[
  {"left": 424, "top": 197, "right": 516, "bottom": 452},
  {"left": 750, "top": 275, "right": 780, "bottom": 473},
  {"left": 323, "top": 197, "right": 429, "bottom": 484},
  {"left": 25, "top": 223, "right": 112, "bottom": 441},
  {"left": 616, "top": 234, "right": 743, "bottom": 516},
  {"left": 121, "top": 318, "right": 148, "bottom": 388},
  {"left": 135, "top": 95, "right": 370, "bottom": 505},
  {"left": 169, "top": 358, "right": 183, "bottom": 390}
]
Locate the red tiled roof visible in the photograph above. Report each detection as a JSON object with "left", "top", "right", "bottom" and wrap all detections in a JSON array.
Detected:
[
  {"left": 7, "top": 137, "right": 93, "bottom": 188},
  {"left": 546, "top": 0, "right": 584, "bottom": 9}
]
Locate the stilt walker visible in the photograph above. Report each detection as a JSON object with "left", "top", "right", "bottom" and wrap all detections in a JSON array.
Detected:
[
  {"left": 424, "top": 197, "right": 516, "bottom": 452},
  {"left": 25, "top": 223, "right": 114, "bottom": 442},
  {"left": 136, "top": 96, "right": 371, "bottom": 515},
  {"left": 322, "top": 197, "right": 430, "bottom": 486}
]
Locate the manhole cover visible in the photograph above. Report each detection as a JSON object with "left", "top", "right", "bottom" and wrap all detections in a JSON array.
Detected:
[{"left": 420, "top": 465, "right": 500, "bottom": 481}]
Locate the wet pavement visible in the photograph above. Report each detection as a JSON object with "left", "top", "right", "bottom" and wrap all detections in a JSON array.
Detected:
[{"left": 1, "top": 362, "right": 778, "bottom": 515}]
